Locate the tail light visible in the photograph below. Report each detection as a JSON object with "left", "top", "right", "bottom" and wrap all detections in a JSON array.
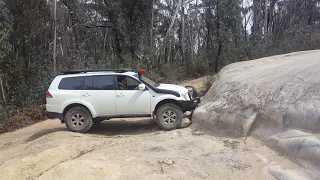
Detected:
[{"left": 46, "top": 91, "right": 52, "bottom": 98}]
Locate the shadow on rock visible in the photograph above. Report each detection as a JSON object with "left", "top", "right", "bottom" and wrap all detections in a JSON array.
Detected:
[
  {"left": 88, "top": 118, "right": 161, "bottom": 136},
  {"left": 26, "top": 127, "right": 67, "bottom": 142}
]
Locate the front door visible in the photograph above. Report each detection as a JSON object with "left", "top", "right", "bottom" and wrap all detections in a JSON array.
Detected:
[
  {"left": 80, "top": 75, "right": 116, "bottom": 116},
  {"left": 115, "top": 75, "right": 151, "bottom": 115}
]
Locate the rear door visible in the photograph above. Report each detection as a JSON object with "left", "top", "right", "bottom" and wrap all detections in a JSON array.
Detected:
[
  {"left": 80, "top": 75, "right": 116, "bottom": 116},
  {"left": 115, "top": 75, "right": 151, "bottom": 115}
]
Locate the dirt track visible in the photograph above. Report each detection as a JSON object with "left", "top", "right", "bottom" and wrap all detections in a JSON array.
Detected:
[
  {"left": 0, "top": 77, "right": 311, "bottom": 180},
  {"left": 0, "top": 118, "right": 310, "bottom": 180}
]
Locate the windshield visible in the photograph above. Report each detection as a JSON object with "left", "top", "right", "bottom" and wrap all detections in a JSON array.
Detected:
[{"left": 134, "top": 74, "right": 160, "bottom": 87}]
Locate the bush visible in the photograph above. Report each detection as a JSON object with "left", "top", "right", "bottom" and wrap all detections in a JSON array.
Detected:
[
  {"left": 199, "top": 75, "right": 216, "bottom": 97},
  {"left": 0, "top": 105, "right": 46, "bottom": 134}
]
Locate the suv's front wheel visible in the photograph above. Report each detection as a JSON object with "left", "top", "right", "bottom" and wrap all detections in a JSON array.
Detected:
[
  {"left": 64, "top": 106, "right": 93, "bottom": 133},
  {"left": 156, "top": 103, "right": 183, "bottom": 131}
]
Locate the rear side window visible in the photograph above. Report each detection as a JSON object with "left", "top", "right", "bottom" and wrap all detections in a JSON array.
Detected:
[
  {"left": 84, "top": 75, "right": 115, "bottom": 90},
  {"left": 58, "top": 77, "right": 84, "bottom": 90}
]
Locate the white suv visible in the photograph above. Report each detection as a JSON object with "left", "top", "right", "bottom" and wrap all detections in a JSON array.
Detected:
[{"left": 46, "top": 69, "right": 200, "bottom": 133}]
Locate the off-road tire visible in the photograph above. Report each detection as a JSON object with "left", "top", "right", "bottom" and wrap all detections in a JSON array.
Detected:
[
  {"left": 94, "top": 119, "right": 105, "bottom": 124},
  {"left": 189, "top": 110, "right": 194, "bottom": 120},
  {"left": 64, "top": 106, "right": 93, "bottom": 133},
  {"left": 156, "top": 103, "right": 183, "bottom": 131}
]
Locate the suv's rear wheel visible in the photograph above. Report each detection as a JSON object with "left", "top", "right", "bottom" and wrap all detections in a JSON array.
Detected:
[
  {"left": 156, "top": 103, "right": 183, "bottom": 131},
  {"left": 64, "top": 106, "right": 93, "bottom": 133}
]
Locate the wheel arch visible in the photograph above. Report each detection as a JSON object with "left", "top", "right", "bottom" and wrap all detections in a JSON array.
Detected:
[
  {"left": 62, "top": 103, "right": 92, "bottom": 123},
  {"left": 153, "top": 99, "right": 182, "bottom": 116}
]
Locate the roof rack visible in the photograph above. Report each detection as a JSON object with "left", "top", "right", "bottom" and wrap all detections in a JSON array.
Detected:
[{"left": 62, "top": 69, "right": 135, "bottom": 75}]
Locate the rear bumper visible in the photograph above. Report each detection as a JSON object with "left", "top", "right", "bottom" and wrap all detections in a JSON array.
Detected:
[
  {"left": 46, "top": 111, "right": 63, "bottom": 120},
  {"left": 179, "top": 97, "right": 201, "bottom": 112}
]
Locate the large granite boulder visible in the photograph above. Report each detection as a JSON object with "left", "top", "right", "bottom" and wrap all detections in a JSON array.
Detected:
[{"left": 191, "top": 50, "right": 320, "bottom": 179}]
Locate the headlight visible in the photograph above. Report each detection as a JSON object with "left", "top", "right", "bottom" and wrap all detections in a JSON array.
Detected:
[{"left": 181, "top": 93, "right": 190, "bottom": 100}]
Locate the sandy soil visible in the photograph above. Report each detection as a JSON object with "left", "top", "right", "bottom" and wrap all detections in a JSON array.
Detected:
[{"left": 0, "top": 77, "right": 310, "bottom": 180}]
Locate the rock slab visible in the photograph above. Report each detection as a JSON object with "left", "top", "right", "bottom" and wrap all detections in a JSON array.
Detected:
[{"left": 191, "top": 50, "right": 320, "bottom": 179}]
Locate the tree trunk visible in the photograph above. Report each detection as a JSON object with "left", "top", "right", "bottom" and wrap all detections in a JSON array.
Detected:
[
  {"left": 103, "top": 0, "right": 124, "bottom": 65},
  {"left": 189, "top": 0, "right": 198, "bottom": 63},
  {"left": 205, "top": 1, "right": 214, "bottom": 53},
  {"left": 244, "top": 13, "right": 247, "bottom": 40},
  {"left": 150, "top": 0, "right": 154, "bottom": 55},
  {"left": 158, "top": 0, "right": 182, "bottom": 64},
  {"left": 252, "top": 0, "right": 262, "bottom": 41},
  {"left": 53, "top": 0, "right": 57, "bottom": 74},
  {"left": 215, "top": 41, "right": 222, "bottom": 73},
  {"left": 165, "top": 0, "right": 182, "bottom": 43},
  {"left": 180, "top": 2, "right": 185, "bottom": 61},
  {"left": 215, "top": 0, "right": 222, "bottom": 73},
  {"left": 269, "top": 0, "right": 277, "bottom": 34},
  {"left": 264, "top": 0, "right": 268, "bottom": 35}
]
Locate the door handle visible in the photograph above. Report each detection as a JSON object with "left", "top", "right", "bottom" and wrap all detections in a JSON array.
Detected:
[
  {"left": 82, "top": 93, "right": 91, "bottom": 97},
  {"left": 116, "top": 93, "right": 125, "bottom": 98}
]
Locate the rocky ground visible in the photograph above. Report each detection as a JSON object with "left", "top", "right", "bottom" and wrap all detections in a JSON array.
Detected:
[{"left": 0, "top": 118, "right": 311, "bottom": 180}]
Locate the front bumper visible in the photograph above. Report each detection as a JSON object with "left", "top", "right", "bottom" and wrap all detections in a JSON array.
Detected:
[
  {"left": 179, "top": 85, "right": 201, "bottom": 112},
  {"left": 179, "top": 97, "right": 201, "bottom": 112}
]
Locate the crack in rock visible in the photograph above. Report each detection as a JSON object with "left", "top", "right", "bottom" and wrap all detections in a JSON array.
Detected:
[{"left": 34, "top": 148, "right": 94, "bottom": 180}]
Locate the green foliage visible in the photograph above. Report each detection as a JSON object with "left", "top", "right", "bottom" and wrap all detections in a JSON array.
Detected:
[{"left": 1, "top": 0, "right": 320, "bottom": 121}]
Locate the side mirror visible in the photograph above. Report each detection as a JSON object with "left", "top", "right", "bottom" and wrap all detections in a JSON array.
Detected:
[{"left": 138, "top": 84, "right": 146, "bottom": 91}]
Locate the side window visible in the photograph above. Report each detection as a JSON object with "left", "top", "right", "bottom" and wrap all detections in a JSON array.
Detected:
[
  {"left": 58, "top": 77, "right": 84, "bottom": 90},
  {"left": 116, "top": 75, "right": 140, "bottom": 90},
  {"left": 84, "top": 76, "right": 93, "bottom": 90},
  {"left": 84, "top": 75, "right": 115, "bottom": 90}
]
